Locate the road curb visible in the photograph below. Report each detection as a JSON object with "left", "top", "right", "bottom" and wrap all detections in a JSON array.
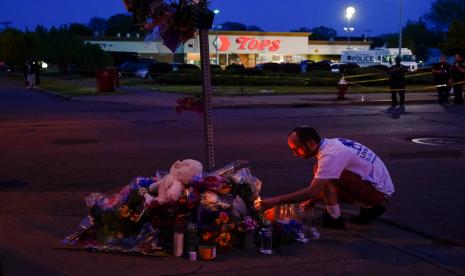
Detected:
[{"left": 213, "top": 99, "right": 437, "bottom": 109}]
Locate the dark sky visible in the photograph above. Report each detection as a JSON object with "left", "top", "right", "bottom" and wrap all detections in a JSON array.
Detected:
[{"left": 1, "top": 0, "right": 434, "bottom": 36}]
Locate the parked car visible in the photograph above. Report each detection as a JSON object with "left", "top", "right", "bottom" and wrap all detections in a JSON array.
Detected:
[
  {"left": 330, "top": 62, "right": 360, "bottom": 73},
  {"left": 330, "top": 63, "right": 346, "bottom": 73},
  {"left": 176, "top": 63, "right": 200, "bottom": 70},
  {"left": 300, "top": 60, "right": 315, "bottom": 72},
  {"left": 135, "top": 67, "right": 151, "bottom": 79},
  {"left": 148, "top": 62, "right": 173, "bottom": 79},
  {"left": 117, "top": 58, "right": 157, "bottom": 78}
]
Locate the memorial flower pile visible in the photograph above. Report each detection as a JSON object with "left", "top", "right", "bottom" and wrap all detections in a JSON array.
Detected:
[{"left": 64, "top": 160, "right": 266, "bottom": 257}]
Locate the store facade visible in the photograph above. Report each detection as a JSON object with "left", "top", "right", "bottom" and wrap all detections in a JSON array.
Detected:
[{"left": 85, "top": 31, "right": 370, "bottom": 67}]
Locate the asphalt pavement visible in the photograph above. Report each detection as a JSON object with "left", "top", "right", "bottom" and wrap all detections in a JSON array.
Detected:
[
  {"left": 1, "top": 78, "right": 465, "bottom": 275},
  {"left": 72, "top": 85, "right": 440, "bottom": 109}
]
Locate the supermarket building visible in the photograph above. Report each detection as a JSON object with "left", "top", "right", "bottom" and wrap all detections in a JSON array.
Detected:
[{"left": 85, "top": 31, "right": 370, "bottom": 67}]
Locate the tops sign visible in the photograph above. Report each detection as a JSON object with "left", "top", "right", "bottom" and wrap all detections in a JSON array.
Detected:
[{"left": 215, "top": 36, "right": 281, "bottom": 52}]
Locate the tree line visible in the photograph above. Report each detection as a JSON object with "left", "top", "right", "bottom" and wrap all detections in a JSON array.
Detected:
[{"left": 0, "top": 0, "right": 464, "bottom": 74}]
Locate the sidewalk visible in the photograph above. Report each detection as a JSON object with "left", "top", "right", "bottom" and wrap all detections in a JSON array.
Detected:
[
  {"left": 73, "top": 86, "right": 439, "bottom": 109},
  {"left": 1, "top": 192, "right": 464, "bottom": 275}
]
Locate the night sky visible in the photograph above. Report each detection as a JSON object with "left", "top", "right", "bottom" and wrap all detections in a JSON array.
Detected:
[{"left": 1, "top": 0, "right": 434, "bottom": 35}]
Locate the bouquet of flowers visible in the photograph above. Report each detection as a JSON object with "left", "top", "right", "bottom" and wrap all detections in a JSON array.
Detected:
[
  {"left": 123, "top": 0, "right": 212, "bottom": 52},
  {"left": 64, "top": 160, "right": 266, "bottom": 257}
]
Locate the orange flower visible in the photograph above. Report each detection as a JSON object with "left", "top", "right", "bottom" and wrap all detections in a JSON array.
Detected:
[
  {"left": 202, "top": 232, "right": 214, "bottom": 241},
  {"left": 218, "top": 212, "right": 229, "bottom": 223},
  {"left": 119, "top": 205, "right": 131, "bottom": 218},
  {"left": 215, "top": 232, "right": 232, "bottom": 248},
  {"left": 130, "top": 213, "right": 140, "bottom": 222},
  {"left": 217, "top": 185, "right": 232, "bottom": 195}
]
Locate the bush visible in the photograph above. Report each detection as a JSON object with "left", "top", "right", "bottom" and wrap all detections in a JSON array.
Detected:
[
  {"left": 261, "top": 62, "right": 281, "bottom": 72},
  {"left": 307, "top": 62, "right": 331, "bottom": 71},
  {"left": 210, "top": 64, "right": 222, "bottom": 71},
  {"left": 153, "top": 65, "right": 435, "bottom": 87},
  {"left": 178, "top": 64, "right": 199, "bottom": 70},
  {"left": 281, "top": 63, "right": 301, "bottom": 73},
  {"left": 368, "top": 65, "right": 389, "bottom": 71},
  {"left": 226, "top": 64, "right": 245, "bottom": 71},
  {"left": 75, "top": 43, "right": 113, "bottom": 76},
  {"left": 155, "top": 69, "right": 201, "bottom": 85}
]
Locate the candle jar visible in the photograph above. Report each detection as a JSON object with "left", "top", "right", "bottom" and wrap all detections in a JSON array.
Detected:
[
  {"left": 199, "top": 244, "right": 216, "bottom": 260},
  {"left": 259, "top": 221, "right": 273, "bottom": 255}
]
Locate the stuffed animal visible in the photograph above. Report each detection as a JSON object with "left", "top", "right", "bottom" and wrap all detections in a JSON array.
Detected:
[{"left": 145, "top": 159, "right": 203, "bottom": 207}]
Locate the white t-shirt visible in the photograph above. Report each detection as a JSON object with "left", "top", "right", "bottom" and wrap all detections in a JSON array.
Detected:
[{"left": 314, "top": 138, "right": 394, "bottom": 196}]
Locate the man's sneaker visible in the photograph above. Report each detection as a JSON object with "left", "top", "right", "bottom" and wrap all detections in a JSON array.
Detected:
[
  {"left": 321, "top": 212, "right": 346, "bottom": 230},
  {"left": 350, "top": 205, "right": 386, "bottom": 225}
]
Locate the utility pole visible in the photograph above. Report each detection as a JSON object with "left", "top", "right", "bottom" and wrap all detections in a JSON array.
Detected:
[
  {"left": 398, "top": 0, "right": 403, "bottom": 57},
  {"left": 190, "top": 1, "right": 216, "bottom": 171}
]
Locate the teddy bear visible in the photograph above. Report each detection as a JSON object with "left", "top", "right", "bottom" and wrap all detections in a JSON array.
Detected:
[{"left": 144, "top": 159, "right": 203, "bottom": 207}]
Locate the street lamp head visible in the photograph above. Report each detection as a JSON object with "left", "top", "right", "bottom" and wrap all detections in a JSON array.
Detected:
[
  {"left": 346, "top": 6, "right": 355, "bottom": 19},
  {"left": 343, "top": 27, "right": 354, "bottom": 32},
  {"left": 213, "top": 9, "right": 220, "bottom": 14}
]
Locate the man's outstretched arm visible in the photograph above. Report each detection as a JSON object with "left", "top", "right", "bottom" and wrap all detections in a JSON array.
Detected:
[{"left": 260, "top": 178, "right": 330, "bottom": 210}]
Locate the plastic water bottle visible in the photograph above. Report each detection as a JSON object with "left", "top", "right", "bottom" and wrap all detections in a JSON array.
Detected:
[
  {"left": 185, "top": 222, "right": 198, "bottom": 253},
  {"left": 259, "top": 221, "right": 273, "bottom": 255},
  {"left": 310, "top": 227, "right": 320, "bottom": 240}
]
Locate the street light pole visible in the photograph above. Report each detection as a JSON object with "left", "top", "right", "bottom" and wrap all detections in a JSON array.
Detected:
[
  {"left": 344, "top": 7, "right": 355, "bottom": 50},
  {"left": 213, "top": 9, "right": 220, "bottom": 65},
  {"left": 398, "top": 0, "right": 403, "bottom": 57}
]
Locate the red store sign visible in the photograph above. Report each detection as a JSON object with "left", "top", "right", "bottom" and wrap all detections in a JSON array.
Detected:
[{"left": 216, "top": 36, "right": 281, "bottom": 52}]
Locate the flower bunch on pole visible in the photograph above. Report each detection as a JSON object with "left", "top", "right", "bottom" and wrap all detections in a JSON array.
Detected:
[{"left": 123, "top": 0, "right": 212, "bottom": 52}]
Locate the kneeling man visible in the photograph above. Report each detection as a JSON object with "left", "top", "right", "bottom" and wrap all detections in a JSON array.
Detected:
[{"left": 260, "top": 126, "right": 394, "bottom": 229}]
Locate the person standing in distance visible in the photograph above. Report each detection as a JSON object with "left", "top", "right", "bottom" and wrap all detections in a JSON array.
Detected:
[
  {"left": 431, "top": 55, "right": 450, "bottom": 104},
  {"left": 388, "top": 56, "right": 406, "bottom": 107},
  {"left": 449, "top": 53, "right": 465, "bottom": 105}
]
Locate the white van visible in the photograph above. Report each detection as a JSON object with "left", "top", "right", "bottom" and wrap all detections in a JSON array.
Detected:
[{"left": 341, "top": 47, "right": 418, "bottom": 71}]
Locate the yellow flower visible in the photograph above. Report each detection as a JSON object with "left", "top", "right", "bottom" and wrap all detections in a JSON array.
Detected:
[
  {"left": 202, "top": 232, "right": 214, "bottom": 241},
  {"left": 119, "top": 205, "right": 131, "bottom": 218},
  {"left": 215, "top": 232, "right": 232, "bottom": 248}
]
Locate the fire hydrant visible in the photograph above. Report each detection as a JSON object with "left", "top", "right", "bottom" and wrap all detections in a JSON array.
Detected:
[{"left": 337, "top": 75, "right": 348, "bottom": 100}]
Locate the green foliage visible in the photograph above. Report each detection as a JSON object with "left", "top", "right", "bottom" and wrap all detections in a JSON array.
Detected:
[
  {"left": 0, "top": 28, "right": 27, "bottom": 66},
  {"left": 88, "top": 17, "right": 108, "bottom": 36},
  {"left": 0, "top": 25, "right": 113, "bottom": 74},
  {"left": 247, "top": 25, "right": 264, "bottom": 32},
  {"left": 219, "top": 22, "right": 247, "bottom": 31},
  {"left": 425, "top": 0, "right": 465, "bottom": 30},
  {"left": 402, "top": 19, "right": 443, "bottom": 60},
  {"left": 106, "top": 13, "right": 138, "bottom": 36},
  {"left": 46, "top": 27, "right": 85, "bottom": 74},
  {"left": 68, "top": 23, "right": 94, "bottom": 36},
  {"left": 75, "top": 43, "right": 113, "bottom": 75},
  {"left": 441, "top": 20, "right": 465, "bottom": 55},
  {"left": 309, "top": 26, "right": 337, "bottom": 40},
  {"left": 291, "top": 26, "right": 337, "bottom": 40},
  {"left": 153, "top": 66, "right": 435, "bottom": 88}
]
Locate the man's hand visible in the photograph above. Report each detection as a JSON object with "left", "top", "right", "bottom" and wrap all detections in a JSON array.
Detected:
[{"left": 259, "top": 197, "right": 282, "bottom": 211}]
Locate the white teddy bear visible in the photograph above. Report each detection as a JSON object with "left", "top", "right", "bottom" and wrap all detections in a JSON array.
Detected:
[{"left": 144, "top": 159, "right": 203, "bottom": 207}]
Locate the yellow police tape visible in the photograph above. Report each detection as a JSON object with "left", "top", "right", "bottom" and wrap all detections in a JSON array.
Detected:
[
  {"left": 115, "top": 67, "right": 465, "bottom": 93},
  {"left": 349, "top": 80, "right": 465, "bottom": 92}
]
